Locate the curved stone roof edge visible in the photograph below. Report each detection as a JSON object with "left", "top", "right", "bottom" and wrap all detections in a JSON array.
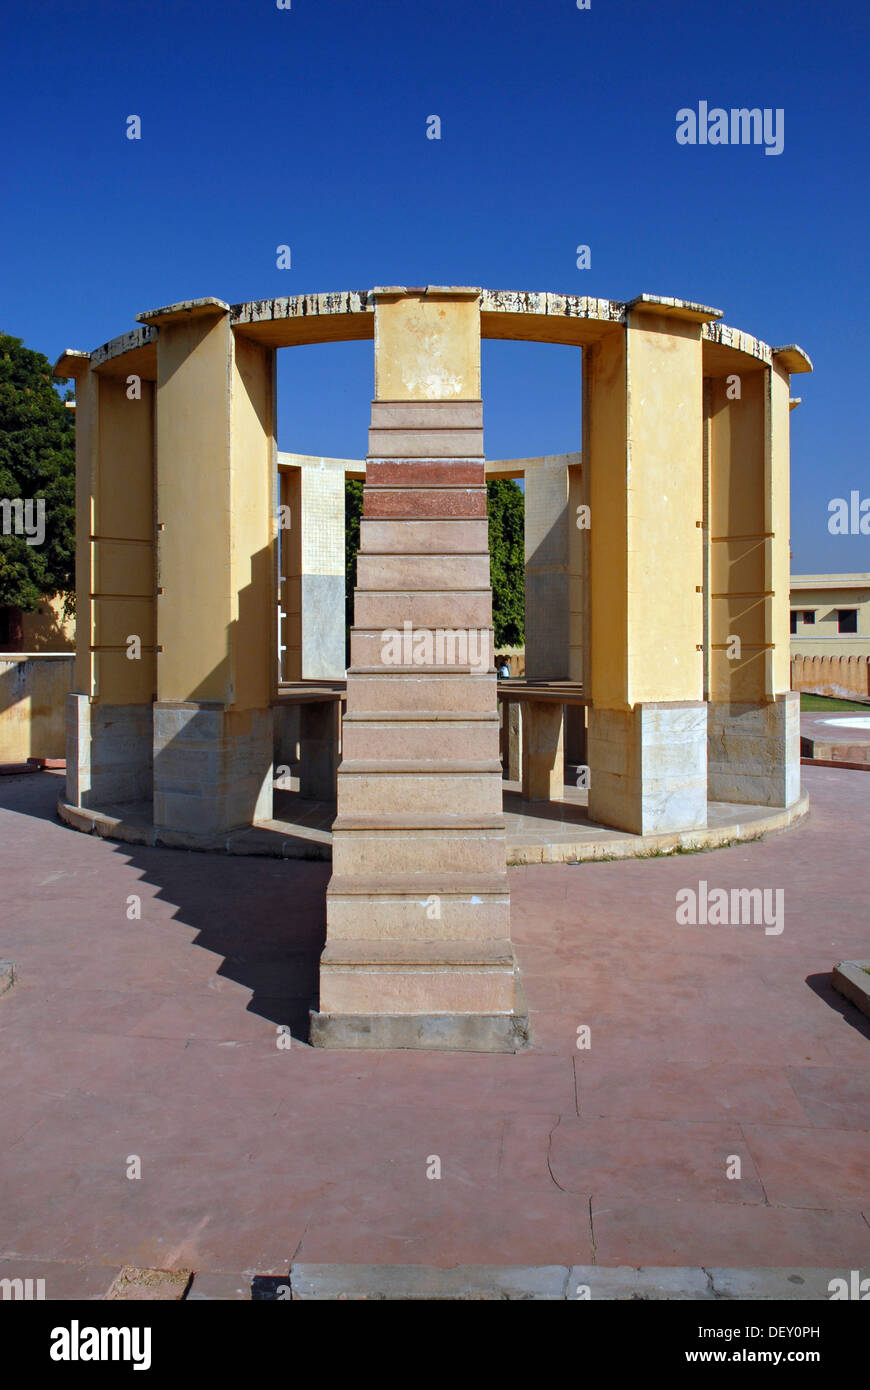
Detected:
[{"left": 65, "top": 290, "right": 809, "bottom": 375}]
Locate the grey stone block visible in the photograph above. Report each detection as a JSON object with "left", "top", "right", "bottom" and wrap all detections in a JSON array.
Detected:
[
  {"left": 290, "top": 1264, "right": 568, "bottom": 1300},
  {"left": 309, "top": 1008, "right": 531, "bottom": 1053},
  {"left": 832, "top": 960, "right": 870, "bottom": 1020},
  {"left": 568, "top": 1266, "right": 713, "bottom": 1300},
  {"left": 707, "top": 696, "right": 800, "bottom": 808},
  {"left": 706, "top": 1268, "right": 847, "bottom": 1300}
]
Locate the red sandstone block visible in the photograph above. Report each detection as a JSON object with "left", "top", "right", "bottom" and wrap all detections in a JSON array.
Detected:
[
  {"left": 366, "top": 460, "right": 485, "bottom": 487},
  {"left": 364, "top": 489, "right": 487, "bottom": 519}
]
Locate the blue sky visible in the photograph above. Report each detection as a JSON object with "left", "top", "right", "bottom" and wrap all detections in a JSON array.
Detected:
[{"left": 2, "top": 0, "right": 867, "bottom": 570}]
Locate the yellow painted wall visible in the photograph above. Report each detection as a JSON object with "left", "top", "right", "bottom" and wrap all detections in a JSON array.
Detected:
[
  {"left": 625, "top": 312, "right": 704, "bottom": 704},
  {"left": 707, "top": 369, "right": 767, "bottom": 702},
  {"left": 568, "top": 462, "right": 586, "bottom": 683},
  {"left": 155, "top": 313, "right": 234, "bottom": 704},
  {"left": 230, "top": 334, "right": 276, "bottom": 710},
  {"left": 768, "top": 363, "right": 792, "bottom": 695},
  {"left": 73, "top": 370, "right": 97, "bottom": 694},
  {"left": 21, "top": 594, "right": 75, "bottom": 651},
  {"left": 588, "top": 316, "right": 704, "bottom": 710},
  {"left": 374, "top": 294, "right": 481, "bottom": 401},
  {"left": 0, "top": 655, "right": 74, "bottom": 761},
  {"left": 587, "top": 327, "right": 628, "bottom": 707},
  {"left": 155, "top": 313, "right": 275, "bottom": 708},
  {"left": 93, "top": 375, "right": 155, "bottom": 704}
]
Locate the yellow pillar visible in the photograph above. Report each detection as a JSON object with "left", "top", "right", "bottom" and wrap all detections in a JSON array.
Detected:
[
  {"left": 142, "top": 299, "right": 277, "bottom": 838},
  {"left": 705, "top": 346, "right": 807, "bottom": 805},
  {"left": 521, "top": 700, "right": 564, "bottom": 801},
  {"left": 56, "top": 345, "right": 156, "bottom": 808},
  {"left": 585, "top": 299, "right": 710, "bottom": 835}
]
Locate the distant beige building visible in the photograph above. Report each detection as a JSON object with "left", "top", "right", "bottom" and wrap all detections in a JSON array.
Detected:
[
  {"left": 790, "top": 574, "right": 870, "bottom": 656},
  {"left": 790, "top": 573, "right": 870, "bottom": 701}
]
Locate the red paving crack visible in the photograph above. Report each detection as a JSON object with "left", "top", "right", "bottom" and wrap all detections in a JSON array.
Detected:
[{"left": 0, "top": 766, "right": 869, "bottom": 1278}]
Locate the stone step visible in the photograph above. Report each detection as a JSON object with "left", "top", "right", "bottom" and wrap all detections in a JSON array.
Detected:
[
  {"left": 332, "top": 825, "right": 506, "bottom": 878},
  {"left": 342, "top": 711, "right": 499, "bottom": 724},
  {"left": 356, "top": 553, "right": 491, "bottom": 591},
  {"left": 352, "top": 590, "right": 492, "bottom": 629},
  {"left": 350, "top": 627, "right": 493, "bottom": 671},
  {"left": 368, "top": 402, "right": 483, "bottom": 433},
  {"left": 359, "top": 519, "right": 489, "bottom": 555},
  {"left": 336, "top": 767, "right": 503, "bottom": 816},
  {"left": 363, "top": 488, "right": 486, "bottom": 519},
  {"left": 319, "top": 937, "right": 517, "bottom": 1014},
  {"left": 326, "top": 891, "right": 509, "bottom": 940},
  {"left": 345, "top": 670, "right": 496, "bottom": 713},
  {"left": 365, "top": 457, "right": 485, "bottom": 487},
  {"left": 367, "top": 429, "right": 483, "bottom": 458},
  {"left": 339, "top": 759, "right": 503, "bottom": 776},
  {"left": 341, "top": 718, "right": 499, "bottom": 762},
  {"left": 348, "top": 664, "right": 491, "bottom": 675},
  {"left": 321, "top": 937, "right": 512, "bottom": 963},
  {"left": 327, "top": 872, "right": 508, "bottom": 896}
]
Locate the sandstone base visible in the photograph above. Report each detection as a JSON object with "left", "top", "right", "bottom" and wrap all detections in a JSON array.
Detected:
[
  {"left": 66, "top": 693, "right": 153, "bottom": 808},
  {"left": 310, "top": 979, "right": 530, "bottom": 1052},
  {"left": 588, "top": 701, "right": 707, "bottom": 836},
  {"left": 153, "top": 701, "right": 273, "bottom": 837},
  {"left": 707, "top": 692, "right": 800, "bottom": 807}
]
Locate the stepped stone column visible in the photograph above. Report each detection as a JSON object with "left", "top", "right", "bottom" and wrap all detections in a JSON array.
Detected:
[{"left": 311, "top": 286, "right": 528, "bottom": 1051}]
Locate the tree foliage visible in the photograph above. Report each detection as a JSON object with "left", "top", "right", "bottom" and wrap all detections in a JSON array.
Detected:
[
  {"left": 0, "top": 333, "right": 75, "bottom": 613},
  {"left": 487, "top": 478, "right": 525, "bottom": 647},
  {"left": 345, "top": 477, "right": 363, "bottom": 662}
]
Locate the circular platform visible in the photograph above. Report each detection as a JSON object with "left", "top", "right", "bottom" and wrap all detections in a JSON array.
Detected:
[{"left": 57, "top": 781, "right": 809, "bottom": 865}]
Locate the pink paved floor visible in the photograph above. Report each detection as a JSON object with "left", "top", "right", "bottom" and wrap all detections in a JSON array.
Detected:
[{"left": 1, "top": 767, "right": 868, "bottom": 1284}]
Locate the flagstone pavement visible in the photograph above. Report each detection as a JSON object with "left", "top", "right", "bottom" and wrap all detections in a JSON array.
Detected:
[{"left": 0, "top": 766, "right": 868, "bottom": 1296}]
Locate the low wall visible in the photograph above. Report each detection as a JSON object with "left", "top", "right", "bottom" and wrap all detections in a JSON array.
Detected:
[
  {"left": 790, "top": 654, "right": 870, "bottom": 701},
  {"left": 0, "top": 655, "right": 75, "bottom": 762}
]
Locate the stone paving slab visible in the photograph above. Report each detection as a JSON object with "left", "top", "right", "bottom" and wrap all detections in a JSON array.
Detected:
[
  {"left": 105, "top": 1265, "right": 192, "bottom": 1299},
  {"left": 282, "top": 1264, "right": 856, "bottom": 1300},
  {"left": 0, "top": 1258, "right": 121, "bottom": 1301}
]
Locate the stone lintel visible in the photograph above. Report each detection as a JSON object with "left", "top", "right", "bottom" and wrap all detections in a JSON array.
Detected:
[
  {"left": 86, "top": 325, "right": 159, "bottom": 373},
  {"left": 53, "top": 349, "right": 90, "bottom": 378},
  {"left": 626, "top": 293, "right": 722, "bottom": 323},
  {"left": 369, "top": 286, "right": 481, "bottom": 301},
  {"left": 772, "top": 344, "right": 813, "bottom": 374},
  {"left": 136, "top": 297, "right": 230, "bottom": 326}
]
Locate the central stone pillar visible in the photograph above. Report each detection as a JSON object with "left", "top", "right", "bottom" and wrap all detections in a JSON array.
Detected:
[{"left": 311, "top": 286, "right": 528, "bottom": 1051}]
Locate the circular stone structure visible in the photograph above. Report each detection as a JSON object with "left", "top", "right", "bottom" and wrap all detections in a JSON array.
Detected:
[{"left": 54, "top": 286, "right": 812, "bottom": 1051}]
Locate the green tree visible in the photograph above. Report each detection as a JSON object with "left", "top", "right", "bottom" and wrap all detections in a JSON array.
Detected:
[
  {"left": 487, "top": 478, "right": 524, "bottom": 647},
  {"left": 344, "top": 474, "right": 525, "bottom": 653},
  {"left": 0, "top": 333, "right": 75, "bottom": 632},
  {"left": 345, "top": 477, "right": 363, "bottom": 662}
]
